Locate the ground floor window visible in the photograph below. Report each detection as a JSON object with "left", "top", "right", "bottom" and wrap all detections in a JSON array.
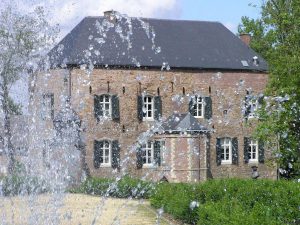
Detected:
[
  {"left": 142, "top": 141, "right": 153, "bottom": 166},
  {"left": 221, "top": 137, "right": 232, "bottom": 164}
]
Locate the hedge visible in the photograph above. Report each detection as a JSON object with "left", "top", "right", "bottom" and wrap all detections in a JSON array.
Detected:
[
  {"left": 150, "top": 179, "right": 300, "bottom": 225},
  {"left": 69, "top": 176, "right": 156, "bottom": 199}
]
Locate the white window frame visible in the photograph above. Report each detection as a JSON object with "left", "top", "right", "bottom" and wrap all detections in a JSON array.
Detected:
[
  {"left": 193, "top": 96, "right": 204, "bottom": 118},
  {"left": 99, "top": 140, "right": 112, "bottom": 167},
  {"left": 248, "top": 98, "right": 259, "bottom": 119},
  {"left": 99, "top": 94, "right": 112, "bottom": 118},
  {"left": 249, "top": 139, "right": 258, "bottom": 163},
  {"left": 221, "top": 137, "right": 232, "bottom": 164},
  {"left": 142, "top": 141, "right": 154, "bottom": 167},
  {"left": 143, "top": 96, "right": 154, "bottom": 121}
]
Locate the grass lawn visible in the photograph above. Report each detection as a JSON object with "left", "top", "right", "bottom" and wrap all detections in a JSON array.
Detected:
[{"left": 0, "top": 193, "right": 176, "bottom": 225}]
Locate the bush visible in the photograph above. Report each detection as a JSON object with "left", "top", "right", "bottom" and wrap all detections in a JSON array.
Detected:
[
  {"left": 0, "top": 162, "right": 48, "bottom": 196},
  {"left": 69, "top": 175, "right": 156, "bottom": 199},
  {"left": 150, "top": 179, "right": 300, "bottom": 225}
]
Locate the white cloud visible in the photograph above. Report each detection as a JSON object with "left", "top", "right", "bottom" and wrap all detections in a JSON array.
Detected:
[{"left": 15, "top": 0, "right": 181, "bottom": 38}]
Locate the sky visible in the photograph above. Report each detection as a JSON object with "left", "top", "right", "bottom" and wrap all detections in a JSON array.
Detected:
[
  {"left": 6, "top": 0, "right": 263, "bottom": 113},
  {"left": 7, "top": 0, "right": 263, "bottom": 37}
]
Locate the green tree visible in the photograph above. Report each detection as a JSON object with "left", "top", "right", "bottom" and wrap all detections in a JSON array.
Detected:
[
  {"left": 0, "top": 5, "right": 57, "bottom": 173},
  {"left": 238, "top": 0, "right": 300, "bottom": 179}
]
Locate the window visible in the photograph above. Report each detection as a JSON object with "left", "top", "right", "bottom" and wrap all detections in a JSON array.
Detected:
[
  {"left": 221, "top": 138, "right": 232, "bottom": 164},
  {"left": 189, "top": 96, "right": 212, "bottom": 119},
  {"left": 142, "top": 141, "right": 154, "bottom": 166},
  {"left": 160, "top": 140, "right": 166, "bottom": 165},
  {"left": 41, "top": 93, "right": 54, "bottom": 120},
  {"left": 143, "top": 96, "right": 154, "bottom": 120},
  {"left": 94, "top": 94, "right": 120, "bottom": 120},
  {"left": 98, "top": 140, "right": 111, "bottom": 166},
  {"left": 99, "top": 95, "right": 111, "bottom": 117},
  {"left": 248, "top": 98, "right": 258, "bottom": 118},
  {"left": 248, "top": 139, "right": 258, "bottom": 162},
  {"left": 193, "top": 96, "right": 204, "bottom": 118}
]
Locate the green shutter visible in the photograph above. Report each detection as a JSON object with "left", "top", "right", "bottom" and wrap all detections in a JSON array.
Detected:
[
  {"left": 258, "top": 140, "right": 264, "bottom": 163},
  {"left": 111, "top": 140, "right": 120, "bottom": 169},
  {"left": 94, "top": 95, "right": 103, "bottom": 119},
  {"left": 189, "top": 97, "right": 195, "bottom": 115},
  {"left": 204, "top": 97, "right": 212, "bottom": 119},
  {"left": 216, "top": 138, "right": 222, "bottom": 166},
  {"left": 244, "top": 137, "right": 250, "bottom": 163},
  {"left": 137, "top": 96, "right": 143, "bottom": 121},
  {"left": 136, "top": 146, "right": 143, "bottom": 169},
  {"left": 93, "top": 140, "right": 102, "bottom": 168},
  {"left": 232, "top": 137, "right": 238, "bottom": 165},
  {"left": 111, "top": 95, "right": 120, "bottom": 120},
  {"left": 258, "top": 95, "right": 264, "bottom": 105},
  {"left": 154, "top": 96, "right": 162, "bottom": 120},
  {"left": 154, "top": 141, "right": 161, "bottom": 166}
]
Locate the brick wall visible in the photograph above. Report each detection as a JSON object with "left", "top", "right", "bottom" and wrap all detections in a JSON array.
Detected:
[{"left": 30, "top": 68, "right": 277, "bottom": 181}]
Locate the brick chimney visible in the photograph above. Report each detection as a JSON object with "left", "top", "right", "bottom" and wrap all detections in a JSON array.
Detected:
[
  {"left": 239, "top": 33, "right": 251, "bottom": 46},
  {"left": 104, "top": 10, "right": 118, "bottom": 23}
]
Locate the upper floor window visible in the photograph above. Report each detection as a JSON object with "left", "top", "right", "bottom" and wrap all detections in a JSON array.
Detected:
[
  {"left": 94, "top": 139, "right": 120, "bottom": 169},
  {"left": 94, "top": 94, "right": 120, "bottom": 121},
  {"left": 189, "top": 96, "right": 212, "bottom": 119},
  {"left": 245, "top": 94, "right": 263, "bottom": 119},
  {"left": 143, "top": 96, "right": 154, "bottom": 120},
  {"left": 137, "top": 95, "right": 162, "bottom": 121},
  {"left": 193, "top": 96, "right": 204, "bottom": 118},
  {"left": 41, "top": 93, "right": 54, "bottom": 120}
]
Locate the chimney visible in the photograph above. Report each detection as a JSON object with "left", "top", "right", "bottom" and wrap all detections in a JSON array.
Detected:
[
  {"left": 239, "top": 33, "right": 251, "bottom": 46},
  {"left": 104, "top": 10, "right": 118, "bottom": 23}
]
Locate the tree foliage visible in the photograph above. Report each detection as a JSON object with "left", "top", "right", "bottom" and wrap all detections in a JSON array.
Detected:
[
  {"left": 0, "top": 5, "right": 57, "bottom": 173},
  {"left": 238, "top": 0, "right": 300, "bottom": 179}
]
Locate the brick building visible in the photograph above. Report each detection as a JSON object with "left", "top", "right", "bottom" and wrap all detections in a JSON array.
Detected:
[{"left": 29, "top": 11, "right": 276, "bottom": 182}]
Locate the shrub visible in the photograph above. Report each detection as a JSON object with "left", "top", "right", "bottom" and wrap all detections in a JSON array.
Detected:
[
  {"left": 150, "top": 179, "right": 300, "bottom": 225},
  {"left": 69, "top": 175, "right": 156, "bottom": 199}
]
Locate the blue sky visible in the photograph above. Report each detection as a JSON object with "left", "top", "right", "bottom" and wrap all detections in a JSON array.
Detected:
[{"left": 179, "top": 0, "right": 262, "bottom": 33}]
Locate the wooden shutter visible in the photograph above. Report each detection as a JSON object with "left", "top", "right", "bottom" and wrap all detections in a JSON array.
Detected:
[
  {"left": 232, "top": 137, "right": 238, "bottom": 165},
  {"left": 244, "top": 96, "right": 251, "bottom": 118},
  {"left": 94, "top": 95, "right": 103, "bottom": 119},
  {"left": 93, "top": 140, "right": 102, "bottom": 168},
  {"left": 204, "top": 97, "right": 212, "bottom": 119},
  {"left": 244, "top": 137, "right": 250, "bottom": 163},
  {"left": 188, "top": 97, "right": 195, "bottom": 115},
  {"left": 111, "top": 95, "right": 120, "bottom": 120},
  {"left": 216, "top": 138, "right": 222, "bottom": 166},
  {"left": 154, "top": 96, "right": 162, "bottom": 120},
  {"left": 258, "top": 140, "right": 264, "bottom": 163},
  {"left": 50, "top": 94, "right": 54, "bottom": 119},
  {"left": 137, "top": 96, "right": 143, "bottom": 121},
  {"left": 111, "top": 140, "right": 120, "bottom": 169},
  {"left": 136, "top": 146, "right": 143, "bottom": 169},
  {"left": 154, "top": 141, "right": 161, "bottom": 166}
]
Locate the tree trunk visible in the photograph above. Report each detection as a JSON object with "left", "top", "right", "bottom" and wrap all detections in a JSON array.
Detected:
[{"left": 2, "top": 84, "right": 15, "bottom": 174}]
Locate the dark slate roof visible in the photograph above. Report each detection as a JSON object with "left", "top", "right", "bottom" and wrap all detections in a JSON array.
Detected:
[
  {"left": 161, "top": 113, "right": 209, "bottom": 134},
  {"left": 48, "top": 16, "right": 268, "bottom": 71}
]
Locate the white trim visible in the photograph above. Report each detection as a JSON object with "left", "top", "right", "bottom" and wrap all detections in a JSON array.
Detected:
[
  {"left": 221, "top": 137, "right": 232, "bottom": 164},
  {"left": 99, "top": 140, "right": 112, "bottom": 167},
  {"left": 142, "top": 96, "right": 154, "bottom": 121},
  {"left": 193, "top": 96, "right": 204, "bottom": 118},
  {"left": 142, "top": 141, "right": 154, "bottom": 166},
  {"left": 99, "top": 94, "right": 112, "bottom": 119},
  {"left": 249, "top": 139, "right": 258, "bottom": 161}
]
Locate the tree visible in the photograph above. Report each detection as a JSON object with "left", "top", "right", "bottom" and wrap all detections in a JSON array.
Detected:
[
  {"left": 0, "top": 6, "right": 57, "bottom": 173},
  {"left": 238, "top": 0, "right": 300, "bottom": 179}
]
